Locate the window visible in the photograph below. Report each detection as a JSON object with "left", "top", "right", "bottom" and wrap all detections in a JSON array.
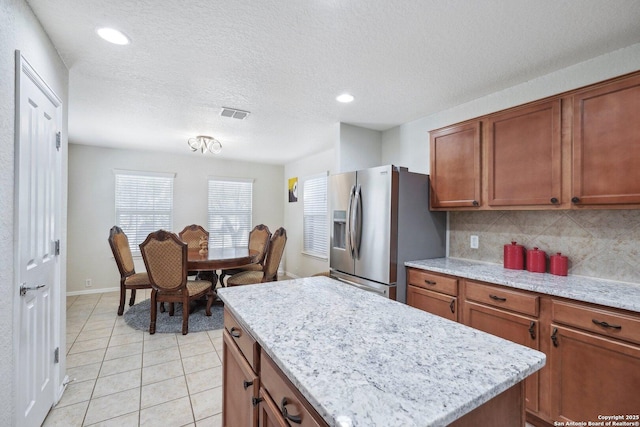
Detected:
[
  {"left": 114, "top": 169, "right": 175, "bottom": 254},
  {"left": 303, "top": 173, "right": 328, "bottom": 258},
  {"left": 208, "top": 177, "right": 253, "bottom": 248}
]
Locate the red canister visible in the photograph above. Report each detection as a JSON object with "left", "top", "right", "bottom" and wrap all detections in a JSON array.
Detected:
[
  {"left": 527, "top": 247, "right": 547, "bottom": 273},
  {"left": 550, "top": 253, "right": 569, "bottom": 276},
  {"left": 504, "top": 242, "right": 525, "bottom": 270}
]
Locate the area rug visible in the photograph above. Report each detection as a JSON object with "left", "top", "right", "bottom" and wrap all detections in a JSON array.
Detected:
[{"left": 123, "top": 298, "right": 224, "bottom": 333}]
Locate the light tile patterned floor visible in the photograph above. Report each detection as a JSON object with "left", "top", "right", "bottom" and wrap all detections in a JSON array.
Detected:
[{"left": 43, "top": 290, "right": 223, "bottom": 427}]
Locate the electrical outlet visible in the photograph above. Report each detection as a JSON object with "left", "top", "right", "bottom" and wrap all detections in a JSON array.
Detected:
[
  {"left": 470, "top": 235, "right": 479, "bottom": 249},
  {"left": 85, "top": 279, "right": 92, "bottom": 287}
]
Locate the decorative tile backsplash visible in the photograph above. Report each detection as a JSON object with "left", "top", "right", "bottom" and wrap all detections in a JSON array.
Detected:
[{"left": 449, "top": 210, "right": 640, "bottom": 284}]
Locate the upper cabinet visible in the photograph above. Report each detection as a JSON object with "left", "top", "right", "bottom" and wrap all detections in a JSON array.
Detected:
[
  {"left": 430, "top": 71, "right": 640, "bottom": 211},
  {"left": 430, "top": 121, "right": 481, "bottom": 209},
  {"left": 487, "top": 100, "right": 562, "bottom": 207},
  {"left": 571, "top": 74, "right": 640, "bottom": 206}
]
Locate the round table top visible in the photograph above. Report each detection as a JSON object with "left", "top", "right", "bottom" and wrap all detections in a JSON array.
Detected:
[{"left": 187, "top": 247, "right": 259, "bottom": 271}]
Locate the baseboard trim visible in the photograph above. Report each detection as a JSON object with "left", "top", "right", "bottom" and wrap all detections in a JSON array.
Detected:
[{"left": 66, "top": 287, "right": 118, "bottom": 296}]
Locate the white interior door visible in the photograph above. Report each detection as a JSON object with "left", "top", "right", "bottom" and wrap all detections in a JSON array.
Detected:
[{"left": 14, "top": 52, "right": 62, "bottom": 427}]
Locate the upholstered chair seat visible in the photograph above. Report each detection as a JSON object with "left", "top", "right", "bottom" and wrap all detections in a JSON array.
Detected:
[{"left": 227, "top": 227, "right": 287, "bottom": 286}]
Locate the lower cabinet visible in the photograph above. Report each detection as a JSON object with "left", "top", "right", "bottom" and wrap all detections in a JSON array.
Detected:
[
  {"left": 258, "top": 388, "right": 288, "bottom": 427},
  {"left": 549, "top": 301, "right": 640, "bottom": 423},
  {"left": 406, "top": 267, "right": 640, "bottom": 426},
  {"left": 223, "top": 308, "right": 328, "bottom": 427},
  {"left": 407, "top": 285, "right": 457, "bottom": 321},
  {"left": 222, "top": 327, "right": 259, "bottom": 427},
  {"left": 464, "top": 301, "right": 540, "bottom": 413}
]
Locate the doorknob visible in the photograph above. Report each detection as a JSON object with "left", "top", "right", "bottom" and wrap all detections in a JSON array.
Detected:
[{"left": 19, "top": 283, "right": 45, "bottom": 296}]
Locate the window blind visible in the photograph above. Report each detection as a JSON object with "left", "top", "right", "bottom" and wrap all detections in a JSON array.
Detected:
[
  {"left": 303, "top": 173, "right": 328, "bottom": 258},
  {"left": 208, "top": 177, "right": 253, "bottom": 248},
  {"left": 114, "top": 170, "right": 174, "bottom": 254}
]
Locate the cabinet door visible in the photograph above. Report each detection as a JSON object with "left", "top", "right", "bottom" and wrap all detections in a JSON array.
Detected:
[
  {"left": 407, "top": 285, "right": 457, "bottom": 321},
  {"left": 487, "top": 100, "right": 562, "bottom": 206},
  {"left": 464, "top": 302, "right": 540, "bottom": 413},
  {"left": 258, "top": 388, "right": 289, "bottom": 427},
  {"left": 572, "top": 74, "right": 640, "bottom": 205},
  {"left": 223, "top": 331, "right": 259, "bottom": 427},
  {"left": 549, "top": 325, "right": 640, "bottom": 422},
  {"left": 430, "top": 122, "right": 481, "bottom": 208}
]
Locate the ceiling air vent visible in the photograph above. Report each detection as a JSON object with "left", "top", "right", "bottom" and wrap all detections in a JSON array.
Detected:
[{"left": 220, "top": 107, "right": 250, "bottom": 120}]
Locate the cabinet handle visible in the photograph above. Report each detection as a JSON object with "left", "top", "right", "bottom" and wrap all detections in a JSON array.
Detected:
[
  {"left": 550, "top": 197, "right": 558, "bottom": 204},
  {"left": 252, "top": 397, "right": 263, "bottom": 407},
  {"left": 571, "top": 196, "right": 580, "bottom": 203},
  {"left": 280, "top": 397, "right": 302, "bottom": 424},
  {"left": 592, "top": 319, "right": 622, "bottom": 330},
  {"left": 472, "top": 200, "right": 479, "bottom": 206},
  {"left": 230, "top": 327, "right": 241, "bottom": 338},
  {"left": 243, "top": 380, "right": 253, "bottom": 389},
  {"left": 449, "top": 299, "right": 455, "bottom": 313},
  {"left": 424, "top": 279, "right": 437, "bottom": 285},
  {"left": 489, "top": 294, "right": 507, "bottom": 302},
  {"left": 551, "top": 327, "right": 559, "bottom": 347},
  {"left": 528, "top": 321, "right": 536, "bottom": 340}
]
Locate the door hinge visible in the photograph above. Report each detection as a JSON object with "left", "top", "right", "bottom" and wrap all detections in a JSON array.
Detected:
[
  {"left": 54, "top": 240, "right": 60, "bottom": 256},
  {"left": 54, "top": 347, "right": 59, "bottom": 363},
  {"left": 55, "top": 131, "right": 61, "bottom": 151}
]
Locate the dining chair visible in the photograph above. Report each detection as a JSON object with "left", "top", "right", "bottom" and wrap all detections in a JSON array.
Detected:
[
  {"left": 179, "top": 224, "right": 209, "bottom": 278},
  {"left": 220, "top": 224, "right": 271, "bottom": 285},
  {"left": 227, "top": 227, "right": 287, "bottom": 286},
  {"left": 108, "top": 226, "right": 156, "bottom": 316},
  {"left": 139, "top": 229, "right": 214, "bottom": 335}
]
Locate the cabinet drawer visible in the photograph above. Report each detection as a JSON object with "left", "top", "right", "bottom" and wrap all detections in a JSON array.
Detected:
[
  {"left": 407, "top": 285, "right": 457, "bottom": 321},
  {"left": 551, "top": 300, "right": 640, "bottom": 345},
  {"left": 224, "top": 308, "right": 259, "bottom": 370},
  {"left": 465, "top": 280, "right": 539, "bottom": 317},
  {"left": 260, "top": 351, "right": 327, "bottom": 427},
  {"left": 407, "top": 268, "right": 458, "bottom": 296}
]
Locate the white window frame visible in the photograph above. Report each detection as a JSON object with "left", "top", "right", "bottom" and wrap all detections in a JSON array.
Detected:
[
  {"left": 207, "top": 176, "right": 254, "bottom": 248},
  {"left": 113, "top": 169, "right": 175, "bottom": 255},
  {"left": 302, "top": 172, "right": 328, "bottom": 259}
]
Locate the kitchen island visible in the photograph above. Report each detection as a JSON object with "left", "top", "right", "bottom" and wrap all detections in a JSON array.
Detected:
[{"left": 217, "top": 276, "right": 545, "bottom": 426}]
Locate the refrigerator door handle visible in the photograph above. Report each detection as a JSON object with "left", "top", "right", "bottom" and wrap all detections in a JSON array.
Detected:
[
  {"left": 346, "top": 185, "right": 356, "bottom": 258},
  {"left": 352, "top": 185, "right": 362, "bottom": 259}
]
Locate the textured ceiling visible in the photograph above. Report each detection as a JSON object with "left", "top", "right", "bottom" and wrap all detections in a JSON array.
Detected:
[{"left": 26, "top": 0, "right": 640, "bottom": 164}]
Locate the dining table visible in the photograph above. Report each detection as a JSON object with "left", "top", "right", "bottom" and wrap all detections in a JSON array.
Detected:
[{"left": 187, "top": 247, "right": 259, "bottom": 289}]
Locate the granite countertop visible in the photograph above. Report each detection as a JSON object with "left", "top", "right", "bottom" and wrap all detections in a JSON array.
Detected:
[
  {"left": 217, "top": 276, "right": 545, "bottom": 427},
  {"left": 405, "top": 258, "right": 640, "bottom": 313}
]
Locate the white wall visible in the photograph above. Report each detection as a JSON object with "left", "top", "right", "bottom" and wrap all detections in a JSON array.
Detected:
[
  {"left": 283, "top": 149, "right": 335, "bottom": 278},
  {"left": 381, "top": 43, "right": 640, "bottom": 172},
  {"left": 338, "top": 123, "right": 382, "bottom": 172},
  {"left": 67, "top": 144, "right": 284, "bottom": 294},
  {"left": 1, "top": 0, "right": 69, "bottom": 424}
]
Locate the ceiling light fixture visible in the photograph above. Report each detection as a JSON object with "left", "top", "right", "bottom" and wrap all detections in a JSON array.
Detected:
[
  {"left": 187, "top": 135, "right": 222, "bottom": 154},
  {"left": 96, "top": 27, "right": 130, "bottom": 45},
  {"left": 336, "top": 93, "right": 354, "bottom": 103}
]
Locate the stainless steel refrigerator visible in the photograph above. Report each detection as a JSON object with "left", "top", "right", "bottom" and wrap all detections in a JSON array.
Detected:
[{"left": 329, "top": 165, "right": 446, "bottom": 303}]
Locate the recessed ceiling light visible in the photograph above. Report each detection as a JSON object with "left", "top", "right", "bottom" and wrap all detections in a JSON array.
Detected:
[
  {"left": 336, "top": 93, "right": 354, "bottom": 103},
  {"left": 96, "top": 27, "right": 130, "bottom": 45}
]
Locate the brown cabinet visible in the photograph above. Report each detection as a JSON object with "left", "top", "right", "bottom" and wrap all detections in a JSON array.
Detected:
[
  {"left": 571, "top": 73, "right": 640, "bottom": 206},
  {"left": 258, "top": 388, "right": 289, "bottom": 427},
  {"left": 407, "top": 269, "right": 458, "bottom": 321},
  {"left": 430, "top": 71, "right": 640, "bottom": 211},
  {"left": 486, "top": 100, "right": 562, "bottom": 207},
  {"left": 259, "top": 351, "right": 326, "bottom": 427},
  {"left": 223, "top": 308, "right": 328, "bottom": 427},
  {"left": 549, "top": 305, "right": 640, "bottom": 423},
  {"left": 430, "top": 121, "right": 481, "bottom": 209},
  {"left": 223, "top": 327, "right": 259, "bottom": 427},
  {"left": 464, "top": 301, "right": 540, "bottom": 413}
]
